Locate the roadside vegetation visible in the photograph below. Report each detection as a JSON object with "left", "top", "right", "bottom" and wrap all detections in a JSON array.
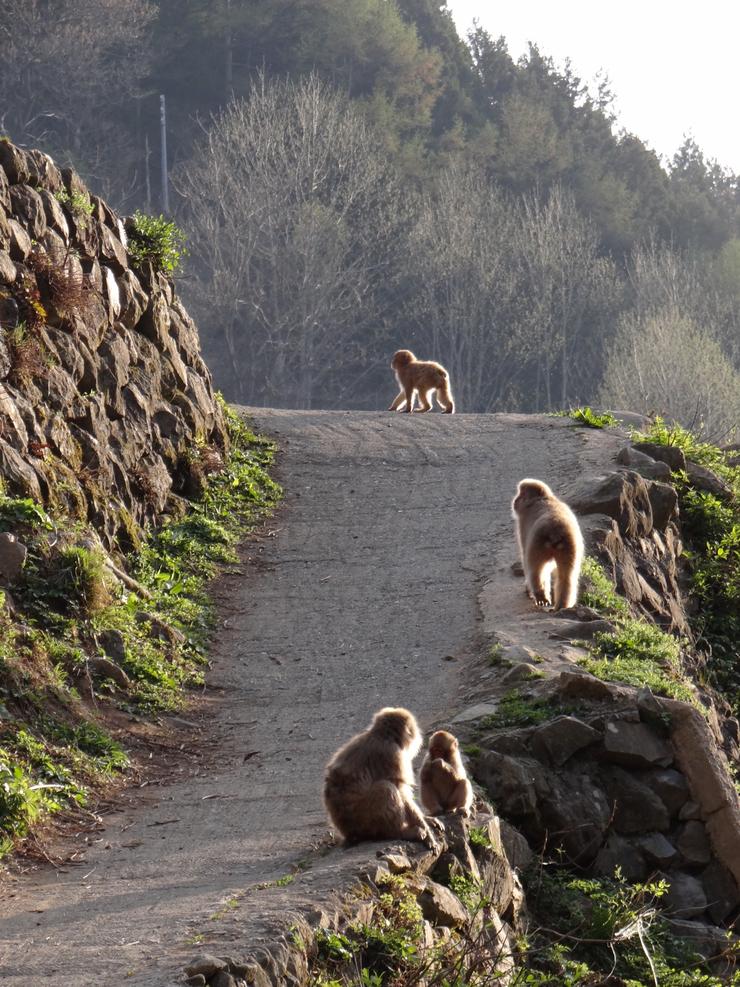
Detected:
[
  {"left": 306, "top": 865, "right": 737, "bottom": 986},
  {"left": 0, "top": 404, "right": 279, "bottom": 858},
  {"left": 522, "top": 864, "right": 739, "bottom": 986},
  {"left": 631, "top": 420, "right": 740, "bottom": 713}
]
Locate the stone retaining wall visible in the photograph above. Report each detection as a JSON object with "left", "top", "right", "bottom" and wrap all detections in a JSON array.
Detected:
[{"left": 0, "top": 139, "right": 226, "bottom": 550}]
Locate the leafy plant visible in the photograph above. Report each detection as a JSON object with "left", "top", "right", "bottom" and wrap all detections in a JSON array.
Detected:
[
  {"left": 55, "top": 188, "right": 94, "bottom": 228},
  {"left": 522, "top": 866, "right": 736, "bottom": 985},
  {"left": 127, "top": 211, "right": 187, "bottom": 275},
  {"left": 565, "top": 406, "right": 620, "bottom": 429}
]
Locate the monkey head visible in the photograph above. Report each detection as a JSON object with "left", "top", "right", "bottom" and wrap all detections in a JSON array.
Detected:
[
  {"left": 372, "top": 707, "right": 421, "bottom": 754},
  {"left": 512, "top": 478, "right": 552, "bottom": 515},
  {"left": 428, "top": 730, "right": 458, "bottom": 761},
  {"left": 391, "top": 349, "right": 415, "bottom": 371}
]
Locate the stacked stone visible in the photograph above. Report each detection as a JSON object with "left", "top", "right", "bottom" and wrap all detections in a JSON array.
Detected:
[
  {"left": 474, "top": 675, "right": 740, "bottom": 935},
  {"left": 0, "top": 139, "right": 226, "bottom": 549}
]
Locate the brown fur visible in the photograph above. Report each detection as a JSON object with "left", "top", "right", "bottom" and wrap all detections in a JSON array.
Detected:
[
  {"left": 388, "top": 349, "right": 455, "bottom": 414},
  {"left": 324, "top": 707, "right": 437, "bottom": 846},
  {"left": 420, "top": 730, "right": 473, "bottom": 817},
  {"left": 511, "top": 479, "right": 584, "bottom": 610}
]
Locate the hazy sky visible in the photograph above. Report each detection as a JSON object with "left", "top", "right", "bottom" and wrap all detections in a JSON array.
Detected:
[{"left": 447, "top": 0, "right": 740, "bottom": 173}]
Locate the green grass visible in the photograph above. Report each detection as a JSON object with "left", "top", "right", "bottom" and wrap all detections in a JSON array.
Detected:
[
  {"left": 0, "top": 403, "right": 279, "bottom": 854},
  {"left": 579, "top": 618, "right": 695, "bottom": 704},
  {"left": 478, "top": 690, "right": 574, "bottom": 730},
  {"left": 579, "top": 557, "right": 629, "bottom": 616}
]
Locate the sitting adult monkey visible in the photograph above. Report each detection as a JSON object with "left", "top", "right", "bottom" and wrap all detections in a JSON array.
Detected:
[{"left": 324, "top": 707, "right": 439, "bottom": 846}]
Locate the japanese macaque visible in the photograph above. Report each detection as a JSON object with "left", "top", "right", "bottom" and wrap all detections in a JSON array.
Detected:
[
  {"left": 511, "top": 479, "right": 584, "bottom": 611},
  {"left": 388, "top": 350, "right": 455, "bottom": 414},
  {"left": 420, "top": 730, "right": 473, "bottom": 817},
  {"left": 324, "top": 707, "right": 438, "bottom": 847}
]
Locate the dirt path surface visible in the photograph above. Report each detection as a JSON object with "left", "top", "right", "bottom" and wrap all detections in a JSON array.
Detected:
[{"left": 0, "top": 410, "right": 624, "bottom": 985}]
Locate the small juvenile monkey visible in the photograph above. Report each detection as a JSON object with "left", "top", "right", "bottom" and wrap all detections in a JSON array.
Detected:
[
  {"left": 388, "top": 349, "right": 455, "bottom": 414},
  {"left": 420, "top": 730, "right": 474, "bottom": 817},
  {"left": 512, "top": 479, "right": 584, "bottom": 610},
  {"left": 324, "top": 707, "right": 438, "bottom": 846}
]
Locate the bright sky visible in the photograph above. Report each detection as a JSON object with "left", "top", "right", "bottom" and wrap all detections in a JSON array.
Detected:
[{"left": 447, "top": 0, "right": 740, "bottom": 173}]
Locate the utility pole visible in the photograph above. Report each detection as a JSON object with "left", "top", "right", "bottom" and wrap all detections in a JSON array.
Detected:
[
  {"left": 144, "top": 133, "right": 152, "bottom": 211},
  {"left": 159, "top": 94, "right": 169, "bottom": 213}
]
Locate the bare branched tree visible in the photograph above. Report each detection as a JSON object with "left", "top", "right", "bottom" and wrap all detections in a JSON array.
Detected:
[
  {"left": 0, "top": 0, "right": 156, "bottom": 201},
  {"left": 177, "top": 73, "right": 406, "bottom": 407},
  {"left": 598, "top": 306, "right": 740, "bottom": 443},
  {"left": 401, "top": 164, "right": 524, "bottom": 411},
  {"left": 513, "top": 186, "right": 620, "bottom": 410}
]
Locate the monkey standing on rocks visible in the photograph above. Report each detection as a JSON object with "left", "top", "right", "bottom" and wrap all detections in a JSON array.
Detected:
[
  {"left": 323, "top": 707, "right": 439, "bottom": 847},
  {"left": 420, "top": 730, "right": 473, "bottom": 817},
  {"left": 511, "top": 478, "right": 584, "bottom": 610},
  {"left": 388, "top": 350, "right": 455, "bottom": 414}
]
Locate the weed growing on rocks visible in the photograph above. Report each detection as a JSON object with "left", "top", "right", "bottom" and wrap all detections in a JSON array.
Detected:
[
  {"left": 127, "top": 211, "right": 187, "bottom": 275},
  {"left": 478, "top": 690, "right": 575, "bottom": 730},
  {"left": 564, "top": 406, "right": 620, "bottom": 429},
  {"left": 580, "top": 557, "right": 629, "bottom": 616},
  {"left": 310, "top": 872, "right": 514, "bottom": 987},
  {"left": 55, "top": 188, "right": 94, "bottom": 227},
  {"left": 522, "top": 864, "right": 737, "bottom": 985},
  {"left": 575, "top": 558, "right": 696, "bottom": 703},
  {"left": 579, "top": 618, "right": 695, "bottom": 702},
  {"left": 632, "top": 418, "right": 740, "bottom": 712}
]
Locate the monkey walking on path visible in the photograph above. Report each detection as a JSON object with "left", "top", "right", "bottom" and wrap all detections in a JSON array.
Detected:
[
  {"left": 388, "top": 349, "right": 455, "bottom": 414},
  {"left": 511, "top": 478, "right": 584, "bottom": 610}
]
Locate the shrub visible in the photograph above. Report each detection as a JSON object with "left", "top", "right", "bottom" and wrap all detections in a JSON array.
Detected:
[
  {"left": 127, "top": 211, "right": 187, "bottom": 275},
  {"left": 566, "top": 406, "right": 619, "bottom": 428}
]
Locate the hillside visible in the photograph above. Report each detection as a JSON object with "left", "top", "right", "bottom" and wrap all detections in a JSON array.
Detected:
[{"left": 2, "top": 3, "right": 740, "bottom": 421}]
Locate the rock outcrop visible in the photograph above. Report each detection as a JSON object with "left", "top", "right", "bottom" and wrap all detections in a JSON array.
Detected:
[{"left": 0, "top": 138, "right": 226, "bottom": 550}]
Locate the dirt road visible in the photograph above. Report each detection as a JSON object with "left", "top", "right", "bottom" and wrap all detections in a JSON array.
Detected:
[{"left": 0, "top": 410, "right": 624, "bottom": 985}]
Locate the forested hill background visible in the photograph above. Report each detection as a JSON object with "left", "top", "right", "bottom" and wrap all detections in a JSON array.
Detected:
[{"left": 2, "top": 0, "right": 739, "bottom": 434}]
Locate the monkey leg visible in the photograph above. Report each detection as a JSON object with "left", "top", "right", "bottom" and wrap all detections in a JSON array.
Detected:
[
  {"left": 553, "top": 552, "right": 579, "bottom": 610},
  {"left": 414, "top": 389, "right": 433, "bottom": 412},
  {"left": 389, "top": 390, "right": 407, "bottom": 411},
  {"left": 526, "top": 547, "right": 553, "bottom": 607},
  {"left": 435, "top": 386, "right": 455, "bottom": 414},
  {"left": 403, "top": 386, "right": 416, "bottom": 412},
  {"left": 401, "top": 793, "right": 440, "bottom": 847},
  {"left": 445, "top": 778, "right": 471, "bottom": 812}
]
